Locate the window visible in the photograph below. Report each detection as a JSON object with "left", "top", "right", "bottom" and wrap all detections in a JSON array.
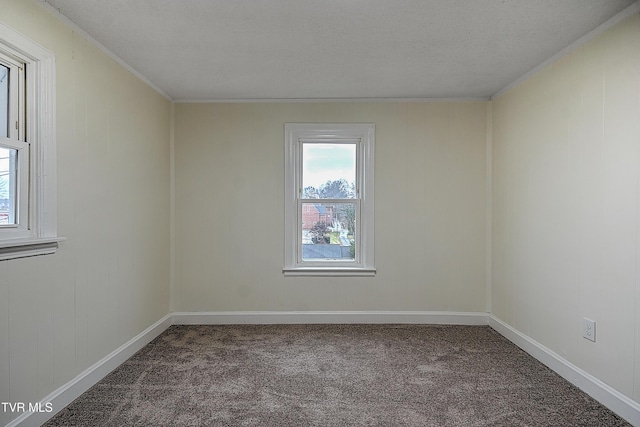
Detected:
[
  {"left": 0, "top": 22, "right": 60, "bottom": 260},
  {"left": 284, "top": 123, "right": 375, "bottom": 276},
  {"left": 0, "top": 52, "right": 27, "bottom": 233}
]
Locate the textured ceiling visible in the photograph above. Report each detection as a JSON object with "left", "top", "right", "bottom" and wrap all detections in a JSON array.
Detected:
[{"left": 41, "top": 0, "right": 637, "bottom": 100}]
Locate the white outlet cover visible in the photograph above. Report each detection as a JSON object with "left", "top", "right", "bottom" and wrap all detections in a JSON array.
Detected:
[{"left": 583, "top": 318, "right": 596, "bottom": 342}]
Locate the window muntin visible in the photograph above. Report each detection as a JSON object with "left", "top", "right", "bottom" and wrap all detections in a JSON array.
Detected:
[{"left": 284, "top": 123, "right": 375, "bottom": 276}]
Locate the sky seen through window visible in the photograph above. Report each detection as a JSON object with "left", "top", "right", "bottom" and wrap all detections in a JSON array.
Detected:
[{"left": 302, "top": 143, "right": 356, "bottom": 190}]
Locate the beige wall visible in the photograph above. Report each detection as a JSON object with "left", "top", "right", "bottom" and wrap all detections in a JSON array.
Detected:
[
  {"left": 173, "top": 102, "right": 488, "bottom": 313},
  {"left": 0, "top": 1, "right": 171, "bottom": 425},
  {"left": 492, "top": 13, "right": 640, "bottom": 401}
]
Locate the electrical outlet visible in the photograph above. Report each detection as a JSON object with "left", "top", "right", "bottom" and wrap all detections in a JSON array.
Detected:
[{"left": 583, "top": 318, "right": 596, "bottom": 342}]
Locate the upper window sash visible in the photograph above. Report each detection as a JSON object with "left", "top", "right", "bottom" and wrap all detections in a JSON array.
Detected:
[
  {"left": 301, "top": 139, "right": 358, "bottom": 200},
  {"left": 0, "top": 54, "right": 21, "bottom": 140}
]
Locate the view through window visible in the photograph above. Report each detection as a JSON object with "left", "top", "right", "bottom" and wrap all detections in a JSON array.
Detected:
[
  {"left": 0, "top": 147, "right": 16, "bottom": 226},
  {"left": 301, "top": 142, "right": 357, "bottom": 261}
]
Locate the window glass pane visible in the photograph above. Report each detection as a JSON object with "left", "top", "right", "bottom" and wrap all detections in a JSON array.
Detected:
[
  {"left": 0, "top": 146, "right": 16, "bottom": 225},
  {"left": 301, "top": 202, "right": 356, "bottom": 261},
  {"left": 0, "top": 64, "right": 8, "bottom": 138},
  {"left": 302, "top": 143, "right": 356, "bottom": 199}
]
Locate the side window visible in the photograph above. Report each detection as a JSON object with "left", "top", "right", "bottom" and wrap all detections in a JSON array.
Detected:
[
  {"left": 0, "top": 22, "right": 61, "bottom": 260},
  {"left": 0, "top": 52, "right": 28, "bottom": 233},
  {"left": 284, "top": 123, "right": 375, "bottom": 276}
]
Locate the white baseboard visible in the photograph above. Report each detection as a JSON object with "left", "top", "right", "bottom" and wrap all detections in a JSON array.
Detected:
[
  {"left": 489, "top": 315, "right": 640, "bottom": 426},
  {"left": 171, "top": 310, "right": 490, "bottom": 325},
  {"left": 7, "top": 313, "right": 173, "bottom": 427}
]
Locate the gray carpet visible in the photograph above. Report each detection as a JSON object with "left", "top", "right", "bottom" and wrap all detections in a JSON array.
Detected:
[{"left": 44, "top": 325, "right": 630, "bottom": 426}]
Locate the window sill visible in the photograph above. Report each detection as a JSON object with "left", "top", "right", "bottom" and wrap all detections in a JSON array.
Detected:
[
  {"left": 283, "top": 267, "right": 376, "bottom": 277},
  {"left": 0, "top": 237, "right": 66, "bottom": 261}
]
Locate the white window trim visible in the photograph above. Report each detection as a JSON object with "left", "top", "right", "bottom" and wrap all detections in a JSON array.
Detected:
[
  {"left": 284, "top": 123, "right": 375, "bottom": 277},
  {"left": 0, "top": 22, "right": 63, "bottom": 261}
]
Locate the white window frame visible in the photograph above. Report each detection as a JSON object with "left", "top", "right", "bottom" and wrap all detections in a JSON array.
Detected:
[
  {"left": 0, "top": 22, "right": 62, "bottom": 261},
  {"left": 284, "top": 123, "right": 375, "bottom": 276}
]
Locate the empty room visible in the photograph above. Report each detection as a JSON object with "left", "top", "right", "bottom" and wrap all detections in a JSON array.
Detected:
[{"left": 1, "top": 0, "right": 640, "bottom": 425}]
